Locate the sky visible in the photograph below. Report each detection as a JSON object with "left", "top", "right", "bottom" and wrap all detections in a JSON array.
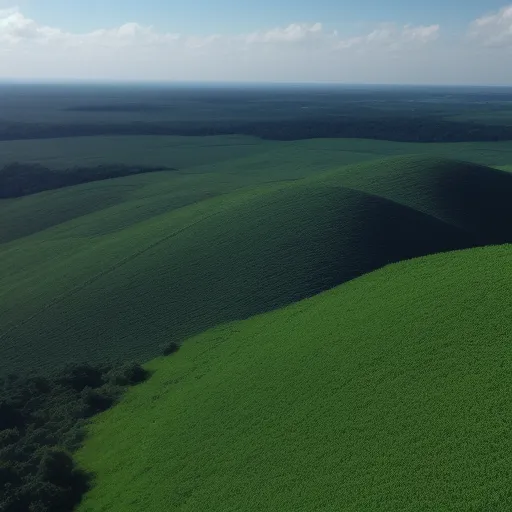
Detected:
[{"left": 0, "top": 1, "right": 512, "bottom": 84}]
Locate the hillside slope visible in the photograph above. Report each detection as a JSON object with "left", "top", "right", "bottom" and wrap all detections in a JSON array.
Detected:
[
  {"left": 1, "top": 156, "right": 512, "bottom": 374},
  {"left": 77, "top": 244, "right": 512, "bottom": 512},
  {"left": 3, "top": 136, "right": 512, "bottom": 244},
  {"left": 316, "top": 155, "right": 512, "bottom": 243}
]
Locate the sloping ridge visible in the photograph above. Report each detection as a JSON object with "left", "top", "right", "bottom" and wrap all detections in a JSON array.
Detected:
[
  {"left": 1, "top": 156, "right": 511, "bottom": 374},
  {"left": 77, "top": 244, "right": 512, "bottom": 511},
  {"left": 318, "top": 155, "right": 512, "bottom": 242}
]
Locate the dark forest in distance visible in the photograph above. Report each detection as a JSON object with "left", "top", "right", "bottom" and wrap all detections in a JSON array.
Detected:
[{"left": 1, "top": 83, "right": 512, "bottom": 143}]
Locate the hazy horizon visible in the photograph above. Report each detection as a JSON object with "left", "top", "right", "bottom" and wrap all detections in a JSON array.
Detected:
[{"left": 1, "top": 81, "right": 512, "bottom": 89}]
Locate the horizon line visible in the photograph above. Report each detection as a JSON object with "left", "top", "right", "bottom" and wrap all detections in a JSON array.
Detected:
[{"left": 0, "top": 79, "right": 511, "bottom": 88}]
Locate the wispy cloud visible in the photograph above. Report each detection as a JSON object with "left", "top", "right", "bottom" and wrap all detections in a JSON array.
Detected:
[
  {"left": 470, "top": 4, "right": 512, "bottom": 47},
  {"left": 0, "top": 8, "right": 439, "bottom": 52},
  {"left": 0, "top": 9, "right": 181, "bottom": 47},
  {"left": 245, "top": 23, "right": 325, "bottom": 44},
  {"left": 337, "top": 23, "right": 439, "bottom": 50}
]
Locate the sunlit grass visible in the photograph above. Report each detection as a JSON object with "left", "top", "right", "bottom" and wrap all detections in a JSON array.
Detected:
[{"left": 77, "top": 245, "right": 512, "bottom": 511}]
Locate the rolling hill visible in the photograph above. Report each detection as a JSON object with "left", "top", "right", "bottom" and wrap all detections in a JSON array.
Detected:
[
  {"left": 1, "top": 156, "right": 512, "bottom": 374},
  {"left": 76, "top": 244, "right": 512, "bottom": 512},
  {"left": 2, "top": 135, "right": 512, "bottom": 244}
]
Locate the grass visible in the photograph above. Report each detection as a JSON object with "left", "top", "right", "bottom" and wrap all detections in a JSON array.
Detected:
[
  {"left": 76, "top": 244, "right": 512, "bottom": 512},
  {"left": 313, "top": 155, "right": 512, "bottom": 243},
  {"left": 2, "top": 136, "right": 512, "bottom": 243},
  {"left": 2, "top": 156, "right": 512, "bottom": 375},
  {"left": 0, "top": 135, "right": 275, "bottom": 170},
  {"left": 3, "top": 90, "right": 512, "bottom": 511},
  {"left": 2, "top": 136, "right": 512, "bottom": 171},
  {"left": 0, "top": 171, "right": 239, "bottom": 244}
]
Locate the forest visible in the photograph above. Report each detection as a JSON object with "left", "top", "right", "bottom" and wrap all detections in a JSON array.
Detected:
[
  {"left": 0, "top": 362, "right": 149, "bottom": 511},
  {"left": 2, "top": 116, "right": 512, "bottom": 143}
]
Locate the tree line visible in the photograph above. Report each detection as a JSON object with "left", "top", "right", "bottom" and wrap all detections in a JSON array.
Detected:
[{"left": 1, "top": 116, "right": 512, "bottom": 143}]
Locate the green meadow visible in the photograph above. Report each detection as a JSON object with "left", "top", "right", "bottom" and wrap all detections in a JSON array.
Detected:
[
  {"left": 3, "top": 135, "right": 512, "bottom": 172},
  {"left": 77, "top": 245, "right": 512, "bottom": 511},
  {"left": 2, "top": 147, "right": 512, "bottom": 374},
  {"left": 1, "top": 130, "right": 512, "bottom": 511}
]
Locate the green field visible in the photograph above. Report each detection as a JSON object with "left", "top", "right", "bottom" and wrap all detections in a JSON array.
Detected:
[
  {"left": 2, "top": 154, "right": 512, "bottom": 375},
  {"left": 2, "top": 136, "right": 512, "bottom": 245},
  {"left": 77, "top": 244, "right": 512, "bottom": 511},
  {"left": 2, "top": 130, "right": 512, "bottom": 511},
  {"left": 3, "top": 135, "right": 512, "bottom": 171}
]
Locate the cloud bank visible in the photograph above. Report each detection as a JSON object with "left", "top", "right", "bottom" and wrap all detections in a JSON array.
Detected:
[
  {"left": 0, "top": 10, "right": 438, "bottom": 50},
  {"left": 0, "top": 5, "right": 511, "bottom": 84}
]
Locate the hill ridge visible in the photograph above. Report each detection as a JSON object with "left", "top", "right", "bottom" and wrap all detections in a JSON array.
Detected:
[{"left": 1, "top": 155, "right": 512, "bottom": 374}]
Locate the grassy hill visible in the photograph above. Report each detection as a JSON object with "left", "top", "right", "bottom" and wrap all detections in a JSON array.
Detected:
[
  {"left": 76, "top": 244, "right": 512, "bottom": 512},
  {"left": 1, "top": 156, "right": 512, "bottom": 375},
  {"left": 315, "top": 155, "right": 512, "bottom": 243},
  {"left": 0, "top": 162, "right": 170, "bottom": 199},
  {"left": 0, "top": 170, "right": 238, "bottom": 244},
  {"left": 2, "top": 136, "right": 512, "bottom": 243}
]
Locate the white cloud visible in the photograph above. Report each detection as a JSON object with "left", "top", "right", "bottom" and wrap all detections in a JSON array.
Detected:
[
  {"left": 245, "top": 23, "right": 324, "bottom": 44},
  {"left": 0, "top": 9, "right": 185, "bottom": 49},
  {"left": 470, "top": 4, "right": 512, "bottom": 47},
  {"left": 0, "top": 8, "right": 64, "bottom": 44},
  {"left": 338, "top": 24, "right": 439, "bottom": 50},
  {"left": 83, "top": 23, "right": 182, "bottom": 48},
  {"left": 0, "top": 8, "right": 438, "bottom": 52},
  {"left": 402, "top": 24, "right": 440, "bottom": 43}
]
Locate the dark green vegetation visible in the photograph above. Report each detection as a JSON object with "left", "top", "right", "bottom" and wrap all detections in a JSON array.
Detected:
[
  {"left": 2, "top": 84, "right": 512, "bottom": 511},
  {"left": 5, "top": 115, "right": 512, "bottom": 143},
  {"left": 2, "top": 156, "right": 512, "bottom": 375},
  {"left": 2, "top": 84, "right": 512, "bottom": 143},
  {"left": 77, "top": 245, "right": 512, "bottom": 511},
  {"left": 0, "top": 362, "right": 148, "bottom": 512},
  {"left": 0, "top": 163, "right": 169, "bottom": 198}
]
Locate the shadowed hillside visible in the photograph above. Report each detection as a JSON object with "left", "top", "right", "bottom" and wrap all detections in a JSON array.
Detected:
[
  {"left": 77, "top": 244, "right": 512, "bottom": 512},
  {"left": 316, "top": 155, "right": 512, "bottom": 243},
  {"left": 0, "top": 162, "right": 169, "bottom": 198},
  {"left": 1, "top": 156, "right": 512, "bottom": 374}
]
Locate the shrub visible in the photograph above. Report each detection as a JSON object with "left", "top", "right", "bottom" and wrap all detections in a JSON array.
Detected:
[
  {"left": 79, "top": 387, "right": 116, "bottom": 417},
  {"left": 108, "top": 362, "right": 149, "bottom": 386},
  {"left": 57, "top": 364, "right": 104, "bottom": 392},
  {"left": 163, "top": 342, "right": 181, "bottom": 356},
  {"left": 0, "top": 401, "right": 24, "bottom": 430}
]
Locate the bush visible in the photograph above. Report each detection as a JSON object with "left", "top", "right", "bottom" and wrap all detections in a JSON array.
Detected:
[
  {"left": 79, "top": 387, "right": 116, "bottom": 417},
  {"left": 0, "top": 401, "right": 24, "bottom": 430},
  {"left": 108, "top": 362, "right": 149, "bottom": 386},
  {"left": 57, "top": 364, "right": 104, "bottom": 392},
  {"left": 163, "top": 342, "right": 181, "bottom": 356}
]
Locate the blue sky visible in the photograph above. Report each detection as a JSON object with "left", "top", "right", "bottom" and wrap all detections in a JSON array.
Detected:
[
  {"left": 10, "top": 0, "right": 509, "bottom": 34},
  {"left": 1, "top": 1, "right": 512, "bottom": 84}
]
